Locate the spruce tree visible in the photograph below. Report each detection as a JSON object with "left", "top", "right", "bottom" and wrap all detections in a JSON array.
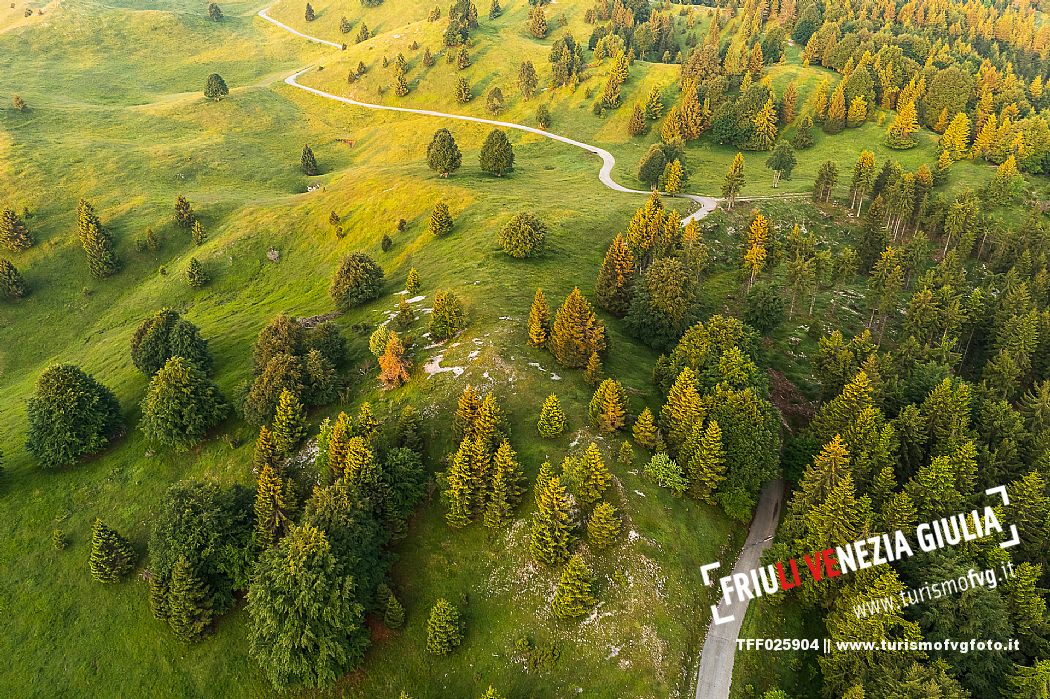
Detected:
[
  {"left": 518, "top": 61, "right": 538, "bottom": 100},
  {"left": 89, "top": 518, "right": 135, "bottom": 583},
  {"left": 186, "top": 257, "right": 209, "bottom": 288},
  {"left": 174, "top": 195, "right": 194, "bottom": 228},
  {"left": 455, "top": 77, "right": 472, "bottom": 103},
  {"left": 330, "top": 252, "right": 384, "bottom": 310},
  {"left": 587, "top": 501, "right": 621, "bottom": 549},
  {"left": 537, "top": 393, "right": 566, "bottom": 437},
  {"left": 140, "top": 356, "right": 228, "bottom": 450},
  {"left": 824, "top": 83, "right": 846, "bottom": 134},
  {"left": 632, "top": 407, "right": 660, "bottom": 450},
  {"left": 573, "top": 442, "right": 610, "bottom": 505},
  {"left": 204, "top": 73, "right": 228, "bottom": 100},
  {"left": 254, "top": 425, "right": 281, "bottom": 471},
  {"left": 721, "top": 152, "right": 745, "bottom": 209},
  {"left": 885, "top": 100, "right": 920, "bottom": 149},
  {"left": 26, "top": 364, "right": 122, "bottom": 469},
  {"left": 406, "top": 267, "right": 421, "bottom": 294},
  {"left": 191, "top": 220, "right": 206, "bottom": 245},
  {"left": 428, "top": 201, "right": 453, "bottom": 237},
  {"left": 429, "top": 290, "right": 464, "bottom": 340},
  {"left": 589, "top": 378, "right": 628, "bottom": 432},
  {"left": 255, "top": 463, "right": 289, "bottom": 549},
  {"left": 0, "top": 208, "right": 33, "bottom": 251},
  {"left": 168, "top": 555, "right": 213, "bottom": 641},
  {"left": 479, "top": 129, "right": 514, "bottom": 177},
  {"left": 304, "top": 2, "right": 315, "bottom": 21},
  {"left": 301, "top": 144, "right": 320, "bottom": 175},
  {"left": 790, "top": 114, "right": 814, "bottom": 149},
  {"left": 685, "top": 420, "right": 725, "bottom": 502},
  {"left": 77, "top": 200, "right": 119, "bottom": 278},
  {"left": 628, "top": 104, "right": 648, "bottom": 136},
  {"left": 384, "top": 592, "right": 405, "bottom": 629},
  {"left": 531, "top": 475, "right": 573, "bottom": 565},
  {"left": 617, "top": 439, "right": 634, "bottom": 465},
  {"left": 426, "top": 128, "right": 462, "bottom": 177},
  {"left": 248, "top": 524, "right": 368, "bottom": 689},
  {"left": 528, "top": 287, "right": 551, "bottom": 347},
  {"left": 483, "top": 456, "right": 513, "bottom": 530},
  {"left": 661, "top": 367, "right": 704, "bottom": 455},
  {"left": 0, "top": 258, "right": 27, "bottom": 299},
  {"left": 549, "top": 288, "right": 606, "bottom": 368},
  {"left": 585, "top": 351, "right": 603, "bottom": 386},
  {"left": 379, "top": 332, "right": 411, "bottom": 388},
  {"left": 148, "top": 575, "right": 170, "bottom": 621},
  {"left": 551, "top": 554, "right": 597, "bottom": 619},
  {"left": 270, "top": 386, "right": 304, "bottom": 451},
  {"left": 595, "top": 234, "right": 635, "bottom": 317},
  {"left": 534, "top": 460, "right": 554, "bottom": 505},
  {"left": 426, "top": 598, "right": 462, "bottom": 654}
]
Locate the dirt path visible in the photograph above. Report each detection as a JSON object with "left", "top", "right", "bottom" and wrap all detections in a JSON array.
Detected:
[{"left": 257, "top": 6, "right": 720, "bottom": 223}]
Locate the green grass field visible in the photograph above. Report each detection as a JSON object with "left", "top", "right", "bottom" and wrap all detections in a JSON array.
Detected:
[{"left": 0, "top": 0, "right": 1038, "bottom": 696}]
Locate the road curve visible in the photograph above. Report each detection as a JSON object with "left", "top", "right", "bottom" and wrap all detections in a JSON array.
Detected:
[
  {"left": 257, "top": 7, "right": 720, "bottom": 223},
  {"left": 695, "top": 479, "right": 786, "bottom": 699}
]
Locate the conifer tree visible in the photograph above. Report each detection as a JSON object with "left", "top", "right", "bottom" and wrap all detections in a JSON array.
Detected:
[
  {"left": 479, "top": 129, "right": 514, "bottom": 177},
  {"left": 0, "top": 258, "right": 27, "bottom": 299},
  {"left": 204, "top": 73, "right": 228, "bottom": 100},
  {"left": 661, "top": 367, "right": 704, "bottom": 455},
  {"left": 248, "top": 524, "right": 368, "bottom": 689},
  {"left": 255, "top": 462, "right": 290, "bottom": 549},
  {"left": 531, "top": 475, "right": 573, "bottom": 565},
  {"left": 167, "top": 555, "right": 213, "bottom": 641},
  {"left": 632, "top": 407, "right": 660, "bottom": 450},
  {"left": 528, "top": 287, "right": 551, "bottom": 347},
  {"left": 791, "top": 114, "right": 814, "bottom": 149},
  {"left": 428, "top": 201, "right": 453, "bottom": 237},
  {"left": 426, "top": 128, "right": 462, "bottom": 177},
  {"left": 685, "top": 420, "right": 725, "bottom": 502},
  {"left": 780, "top": 81, "right": 798, "bottom": 124},
  {"left": 823, "top": 84, "right": 846, "bottom": 134},
  {"left": 534, "top": 459, "right": 555, "bottom": 504},
  {"left": 940, "top": 112, "right": 971, "bottom": 160},
  {"left": 849, "top": 151, "right": 876, "bottom": 216},
  {"left": 517, "top": 61, "right": 538, "bottom": 100},
  {"left": 885, "top": 100, "right": 919, "bottom": 149},
  {"left": 89, "top": 518, "right": 134, "bottom": 583},
  {"left": 526, "top": 5, "right": 547, "bottom": 38},
  {"left": 378, "top": 331, "right": 411, "bottom": 388},
  {"left": 587, "top": 501, "right": 621, "bottom": 548},
  {"left": 384, "top": 593, "right": 405, "bottom": 629},
  {"left": 140, "top": 356, "right": 227, "bottom": 450},
  {"left": 445, "top": 437, "right": 481, "bottom": 527},
  {"left": 191, "top": 220, "right": 206, "bottom": 246},
  {"left": 304, "top": 2, "right": 315, "bottom": 21},
  {"left": 271, "top": 388, "right": 306, "bottom": 456},
  {"left": 0, "top": 208, "right": 33, "bottom": 251},
  {"left": 426, "top": 598, "right": 462, "bottom": 654},
  {"left": 595, "top": 234, "right": 635, "bottom": 317},
  {"left": 484, "top": 456, "right": 513, "bottom": 530},
  {"left": 589, "top": 378, "right": 628, "bottom": 432},
  {"left": 812, "top": 161, "right": 838, "bottom": 203},
  {"left": 406, "top": 267, "right": 421, "bottom": 294},
  {"left": 76, "top": 199, "right": 118, "bottom": 278},
  {"left": 722, "top": 153, "right": 745, "bottom": 209},
  {"left": 617, "top": 439, "right": 634, "bottom": 465},
  {"left": 455, "top": 77, "right": 472, "bottom": 103},
  {"left": 26, "top": 364, "right": 122, "bottom": 469},
  {"left": 585, "top": 350, "right": 604, "bottom": 386},
  {"left": 661, "top": 159, "right": 684, "bottom": 193},
  {"left": 572, "top": 442, "right": 610, "bottom": 505},
  {"left": 751, "top": 97, "right": 778, "bottom": 149},
  {"left": 537, "top": 393, "right": 566, "bottom": 437},
  {"left": 429, "top": 290, "right": 464, "bottom": 340},
  {"left": 744, "top": 212, "right": 769, "bottom": 290},
  {"left": 394, "top": 69, "right": 409, "bottom": 97},
  {"left": 627, "top": 104, "right": 648, "bottom": 136},
  {"left": 300, "top": 144, "right": 319, "bottom": 175},
  {"left": 549, "top": 288, "right": 606, "bottom": 368},
  {"left": 552, "top": 554, "right": 597, "bottom": 619},
  {"left": 174, "top": 195, "right": 194, "bottom": 228}
]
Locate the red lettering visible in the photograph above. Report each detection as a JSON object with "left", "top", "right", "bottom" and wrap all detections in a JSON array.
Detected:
[
  {"left": 776, "top": 559, "right": 801, "bottom": 590},
  {"left": 803, "top": 551, "right": 825, "bottom": 582},
  {"left": 823, "top": 549, "right": 841, "bottom": 578}
]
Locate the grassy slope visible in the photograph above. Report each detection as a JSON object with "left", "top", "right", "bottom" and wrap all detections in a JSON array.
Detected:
[{"left": 0, "top": 1, "right": 738, "bottom": 697}]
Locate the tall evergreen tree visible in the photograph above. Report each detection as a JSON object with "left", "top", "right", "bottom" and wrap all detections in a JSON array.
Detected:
[
  {"left": 528, "top": 287, "right": 551, "bottom": 347},
  {"left": 530, "top": 475, "right": 573, "bottom": 565},
  {"left": 255, "top": 463, "right": 290, "bottom": 549},
  {"left": 722, "top": 152, "right": 745, "bottom": 209},
  {"left": 89, "top": 518, "right": 135, "bottom": 583},
  {"left": 571, "top": 442, "right": 610, "bottom": 504},
  {"left": 549, "top": 288, "right": 606, "bottom": 368},
  {"left": 140, "top": 357, "right": 228, "bottom": 450},
  {"left": 632, "top": 407, "right": 660, "bottom": 451},
  {"left": 26, "top": 364, "right": 122, "bottom": 469},
  {"left": 684, "top": 420, "right": 725, "bottom": 502},
  {"left": 589, "top": 378, "right": 628, "bottom": 432},
  {"left": 426, "top": 128, "right": 462, "bottom": 177},
  {"left": 537, "top": 393, "right": 566, "bottom": 437},
  {"left": 0, "top": 208, "right": 33, "bottom": 251},
  {"left": 479, "top": 129, "right": 514, "bottom": 176},
  {"left": 248, "top": 523, "right": 368, "bottom": 689},
  {"left": 425, "top": 598, "right": 462, "bottom": 654},
  {"left": 428, "top": 201, "right": 454, "bottom": 237},
  {"left": 168, "top": 555, "right": 213, "bottom": 641},
  {"left": 0, "top": 258, "right": 27, "bottom": 299},
  {"left": 661, "top": 367, "right": 704, "bottom": 455},
  {"left": 586, "top": 501, "right": 621, "bottom": 548},
  {"left": 595, "top": 233, "right": 636, "bottom": 317},
  {"left": 551, "top": 554, "right": 597, "bottom": 619}
]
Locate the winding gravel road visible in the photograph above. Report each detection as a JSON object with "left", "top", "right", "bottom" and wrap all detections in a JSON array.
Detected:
[{"left": 257, "top": 7, "right": 720, "bottom": 223}]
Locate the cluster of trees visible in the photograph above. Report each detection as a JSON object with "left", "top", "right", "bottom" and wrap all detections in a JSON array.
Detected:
[
  {"left": 241, "top": 313, "right": 348, "bottom": 426},
  {"left": 0, "top": 207, "right": 31, "bottom": 300},
  {"left": 144, "top": 398, "right": 426, "bottom": 690},
  {"left": 426, "top": 128, "right": 514, "bottom": 178},
  {"left": 594, "top": 192, "right": 708, "bottom": 349},
  {"left": 528, "top": 286, "right": 607, "bottom": 371},
  {"left": 585, "top": 0, "right": 689, "bottom": 65}
]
